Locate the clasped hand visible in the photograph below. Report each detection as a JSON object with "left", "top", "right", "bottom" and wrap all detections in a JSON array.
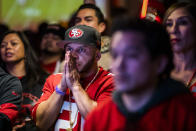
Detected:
[{"left": 60, "top": 51, "right": 80, "bottom": 92}]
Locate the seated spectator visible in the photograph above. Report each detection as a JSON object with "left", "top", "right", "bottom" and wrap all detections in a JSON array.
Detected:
[
  {"left": 0, "top": 31, "right": 48, "bottom": 130},
  {"left": 32, "top": 25, "right": 114, "bottom": 131},
  {"left": 0, "top": 66, "right": 22, "bottom": 131},
  {"left": 39, "top": 24, "right": 65, "bottom": 74},
  {"left": 84, "top": 18, "right": 196, "bottom": 131},
  {"left": 163, "top": 2, "right": 196, "bottom": 96}
]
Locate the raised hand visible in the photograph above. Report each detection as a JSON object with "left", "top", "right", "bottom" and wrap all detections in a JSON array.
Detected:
[{"left": 65, "top": 51, "right": 80, "bottom": 91}]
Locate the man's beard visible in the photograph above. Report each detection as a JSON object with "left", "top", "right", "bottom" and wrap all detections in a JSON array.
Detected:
[
  {"left": 79, "top": 54, "right": 96, "bottom": 74},
  {"left": 42, "top": 49, "right": 61, "bottom": 56},
  {"left": 41, "top": 41, "right": 61, "bottom": 56}
]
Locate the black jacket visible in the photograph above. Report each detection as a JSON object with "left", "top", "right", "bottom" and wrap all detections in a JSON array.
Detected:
[{"left": 0, "top": 67, "right": 22, "bottom": 131}]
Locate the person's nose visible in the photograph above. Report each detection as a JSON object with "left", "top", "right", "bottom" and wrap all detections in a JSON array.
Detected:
[
  {"left": 71, "top": 50, "right": 79, "bottom": 59},
  {"left": 6, "top": 43, "right": 12, "bottom": 50},
  {"left": 169, "top": 22, "right": 179, "bottom": 34}
]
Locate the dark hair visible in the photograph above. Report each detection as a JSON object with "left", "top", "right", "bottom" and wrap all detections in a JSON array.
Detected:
[
  {"left": 163, "top": 2, "right": 196, "bottom": 24},
  {"left": 163, "top": 2, "right": 196, "bottom": 63},
  {"left": 43, "top": 24, "right": 65, "bottom": 40},
  {"left": 0, "top": 24, "right": 9, "bottom": 38},
  {"left": 76, "top": 4, "right": 105, "bottom": 24},
  {"left": 111, "top": 18, "right": 174, "bottom": 78},
  {"left": 0, "top": 30, "right": 47, "bottom": 88}
]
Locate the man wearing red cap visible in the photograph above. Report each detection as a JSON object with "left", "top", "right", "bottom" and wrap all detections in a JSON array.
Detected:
[{"left": 32, "top": 25, "right": 114, "bottom": 131}]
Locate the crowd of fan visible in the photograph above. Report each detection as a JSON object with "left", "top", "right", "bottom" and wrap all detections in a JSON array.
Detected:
[{"left": 0, "top": 1, "right": 196, "bottom": 131}]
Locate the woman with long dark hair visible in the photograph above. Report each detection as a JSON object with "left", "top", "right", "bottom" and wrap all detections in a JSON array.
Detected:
[
  {"left": 163, "top": 2, "right": 196, "bottom": 96},
  {"left": 0, "top": 30, "right": 48, "bottom": 130}
]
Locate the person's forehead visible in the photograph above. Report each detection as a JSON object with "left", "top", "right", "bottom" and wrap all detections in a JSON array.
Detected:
[
  {"left": 77, "top": 8, "right": 96, "bottom": 17},
  {"left": 65, "top": 43, "right": 91, "bottom": 49},
  {"left": 43, "top": 33, "right": 60, "bottom": 38},
  {"left": 3, "top": 33, "right": 20, "bottom": 41},
  {"left": 111, "top": 31, "right": 149, "bottom": 56},
  {"left": 112, "top": 31, "right": 145, "bottom": 47},
  {"left": 168, "top": 8, "right": 190, "bottom": 20},
  {"left": 2, "top": 34, "right": 24, "bottom": 46}
]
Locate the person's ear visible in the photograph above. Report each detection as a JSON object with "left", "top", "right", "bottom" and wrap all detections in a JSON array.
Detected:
[{"left": 98, "top": 22, "right": 106, "bottom": 33}]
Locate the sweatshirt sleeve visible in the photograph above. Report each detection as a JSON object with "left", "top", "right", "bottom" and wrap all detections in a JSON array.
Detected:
[{"left": 0, "top": 74, "right": 22, "bottom": 130}]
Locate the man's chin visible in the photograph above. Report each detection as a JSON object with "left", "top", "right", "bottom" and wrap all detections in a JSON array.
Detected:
[
  {"left": 77, "top": 65, "right": 90, "bottom": 73},
  {"left": 78, "top": 69, "right": 85, "bottom": 74},
  {"left": 115, "top": 83, "right": 139, "bottom": 94},
  {"left": 77, "top": 67, "right": 88, "bottom": 75},
  {"left": 76, "top": 65, "right": 81, "bottom": 72},
  {"left": 118, "top": 89, "right": 138, "bottom": 94},
  {"left": 42, "top": 49, "right": 60, "bottom": 55}
]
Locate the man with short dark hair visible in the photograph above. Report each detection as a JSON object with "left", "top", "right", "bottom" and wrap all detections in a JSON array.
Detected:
[
  {"left": 84, "top": 18, "right": 196, "bottom": 131},
  {"left": 32, "top": 25, "right": 114, "bottom": 131},
  {"left": 40, "top": 24, "right": 65, "bottom": 74},
  {"left": 74, "top": 4, "right": 106, "bottom": 34}
]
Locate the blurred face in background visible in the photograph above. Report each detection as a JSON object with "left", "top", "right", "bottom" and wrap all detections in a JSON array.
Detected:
[
  {"left": 75, "top": 8, "right": 105, "bottom": 33},
  {"left": 0, "top": 33, "right": 25, "bottom": 64},
  {"left": 111, "top": 31, "right": 159, "bottom": 93},
  {"left": 165, "top": 7, "right": 196, "bottom": 53},
  {"left": 41, "top": 33, "right": 62, "bottom": 54}
]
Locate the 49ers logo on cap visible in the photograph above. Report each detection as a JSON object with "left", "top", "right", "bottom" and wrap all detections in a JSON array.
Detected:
[{"left": 69, "top": 28, "right": 83, "bottom": 39}]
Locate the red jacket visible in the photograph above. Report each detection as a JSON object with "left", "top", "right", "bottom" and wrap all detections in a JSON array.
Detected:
[
  {"left": 32, "top": 67, "right": 114, "bottom": 131},
  {"left": 84, "top": 78, "right": 196, "bottom": 131}
]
